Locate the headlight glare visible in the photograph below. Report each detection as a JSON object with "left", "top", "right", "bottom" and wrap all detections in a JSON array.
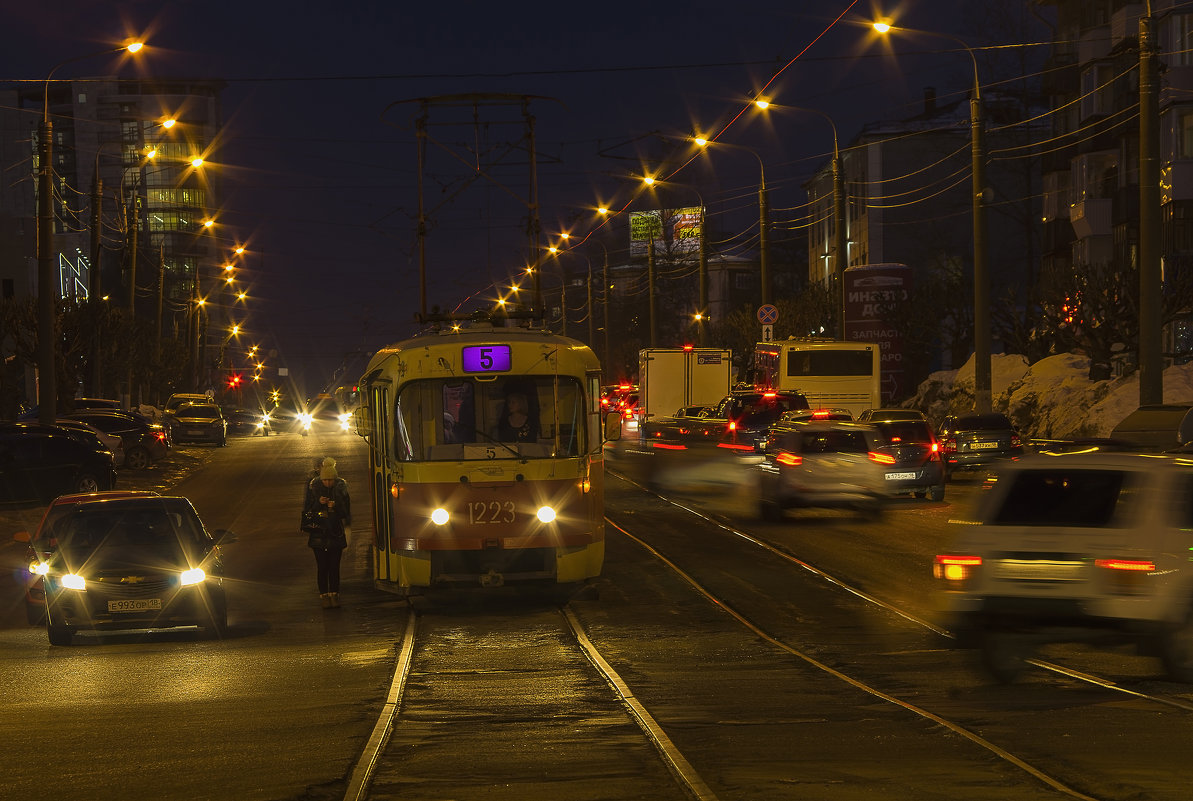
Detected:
[
  {"left": 62, "top": 574, "right": 86, "bottom": 590},
  {"left": 180, "top": 567, "right": 206, "bottom": 586},
  {"left": 430, "top": 508, "right": 450, "bottom": 525},
  {"left": 536, "top": 506, "right": 557, "bottom": 523},
  {"left": 30, "top": 561, "right": 50, "bottom": 576}
]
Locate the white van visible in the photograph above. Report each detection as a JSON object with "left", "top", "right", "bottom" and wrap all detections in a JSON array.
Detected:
[{"left": 935, "top": 452, "right": 1193, "bottom": 683}]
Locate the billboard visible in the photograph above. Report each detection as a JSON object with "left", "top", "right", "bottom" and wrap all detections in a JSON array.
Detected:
[
  {"left": 630, "top": 207, "right": 703, "bottom": 257},
  {"left": 844, "top": 263, "right": 912, "bottom": 403}
]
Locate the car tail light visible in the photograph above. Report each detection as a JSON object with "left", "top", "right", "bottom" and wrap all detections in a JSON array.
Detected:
[
  {"left": 1011, "top": 434, "right": 1022, "bottom": 447},
  {"left": 868, "top": 451, "right": 896, "bottom": 465},
  {"left": 933, "top": 554, "right": 981, "bottom": 583},
  {"left": 1096, "top": 558, "right": 1155, "bottom": 595},
  {"left": 775, "top": 451, "right": 802, "bottom": 466},
  {"left": 652, "top": 442, "right": 687, "bottom": 450},
  {"left": 727, "top": 421, "right": 737, "bottom": 431},
  {"left": 1095, "top": 558, "right": 1155, "bottom": 572}
]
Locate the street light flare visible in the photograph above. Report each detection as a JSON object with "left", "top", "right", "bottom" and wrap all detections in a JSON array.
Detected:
[
  {"left": 754, "top": 98, "right": 770, "bottom": 110},
  {"left": 191, "top": 157, "right": 203, "bottom": 168},
  {"left": 873, "top": 21, "right": 891, "bottom": 33},
  {"left": 126, "top": 42, "right": 144, "bottom": 53},
  {"left": 162, "top": 117, "right": 176, "bottom": 129}
]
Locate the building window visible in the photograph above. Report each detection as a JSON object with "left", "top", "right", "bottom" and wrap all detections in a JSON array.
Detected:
[
  {"left": 77, "top": 93, "right": 86, "bottom": 104},
  {"left": 1164, "top": 13, "right": 1193, "bottom": 68},
  {"left": 1080, "top": 63, "right": 1113, "bottom": 120}
]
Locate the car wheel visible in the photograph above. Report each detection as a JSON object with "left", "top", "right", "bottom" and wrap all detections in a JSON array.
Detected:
[
  {"left": 928, "top": 484, "right": 946, "bottom": 502},
  {"left": 913, "top": 490, "right": 927, "bottom": 499},
  {"left": 46, "top": 614, "right": 75, "bottom": 646},
  {"left": 1161, "top": 608, "right": 1193, "bottom": 682},
  {"left": 979, "top": 631, "right": 1031, "bottom": 684},
  {"left": 125, "top": 446, "right": 151, "bottom": 470},
  {"left": 73, "top": 472, "right": 100, "bottom": 494}
]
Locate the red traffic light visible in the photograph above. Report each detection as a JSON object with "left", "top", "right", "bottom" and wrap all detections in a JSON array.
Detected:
[{"left": 227, "top": 373, "right": 243, "bottom": 388}]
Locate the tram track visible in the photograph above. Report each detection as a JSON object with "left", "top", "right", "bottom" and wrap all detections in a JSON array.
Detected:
[
  {"left": 344, "top": 603, "right": 715, "bottom": 801},
  {"left": 596, "top": 469, "right": 1193, "bottom": 800},
  {"left": 629, "top": 473, "right": 1193, "bottom": 714}
]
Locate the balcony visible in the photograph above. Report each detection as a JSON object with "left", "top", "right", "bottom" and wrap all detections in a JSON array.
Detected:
[{"left": 1071, "top": 197, "right": 1112, "bottom": 239}]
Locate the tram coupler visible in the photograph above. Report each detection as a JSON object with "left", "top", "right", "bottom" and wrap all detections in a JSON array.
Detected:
[{"left": 479, "top": 569, "right": 505, "bottom": 588}]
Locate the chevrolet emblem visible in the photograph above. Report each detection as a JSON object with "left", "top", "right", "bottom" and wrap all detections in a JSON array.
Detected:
[{"left": 119, "top": 575, "right": 146, "bottom": 584}]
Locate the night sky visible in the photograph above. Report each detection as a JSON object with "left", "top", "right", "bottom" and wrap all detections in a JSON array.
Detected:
[{"left": 4, "top": 0, "right": 1042, "bottom": 396}]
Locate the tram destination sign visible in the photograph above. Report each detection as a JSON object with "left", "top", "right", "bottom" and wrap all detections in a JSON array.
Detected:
[{"left": 461, "top": 344, "right": 512, "bottom": 373}]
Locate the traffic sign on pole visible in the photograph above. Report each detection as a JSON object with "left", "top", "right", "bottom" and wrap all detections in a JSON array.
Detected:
[
  {"left": 757, "top": 304, "right": 779, "bottom": 325},
  {"left": 762, "top": 324, "right": 773, "bottom": 342}
]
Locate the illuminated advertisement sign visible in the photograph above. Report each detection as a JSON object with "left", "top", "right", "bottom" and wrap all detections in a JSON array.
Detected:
[{"left": 630, "top": 207, "right": 703, "bottom": 256}]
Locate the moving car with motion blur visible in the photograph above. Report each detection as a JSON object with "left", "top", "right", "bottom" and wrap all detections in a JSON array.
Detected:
[
  {"left": 641, "top": 389, "right": 811, "bottom": 451},
  {"left": 755, "top": 419, "right": 889, "bottom": 520},
  {"left": 856, "top": 407, "right": 926, "bottom": 423},
  {"left": 17, "top": 492, "right": 235, "bottom": 644},
  {"left": 60, "top": 410, "right": 170, "bottom": 470},
  {"left": 0, "top": 424, "right": 118, "bottom": 504},
  {"left": 165, "top": 403, "right": 228, "bottom": 446},
  {"left": 937, "top": 412, "right": 1023, "bottom": 479},
  {"left": 224, "top": 407, "right": 273, "bottom": 436},
  {"left": 935, "top": 452, "right": 1193, "bottom": 684}
]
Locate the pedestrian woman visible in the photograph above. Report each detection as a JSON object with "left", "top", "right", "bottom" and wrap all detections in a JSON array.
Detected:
[{"left": 303, "top": 457, "right": 351, "bottom": 608}]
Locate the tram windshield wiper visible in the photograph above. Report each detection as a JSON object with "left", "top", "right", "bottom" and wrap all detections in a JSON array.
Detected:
[{"left": 452, "top": 422, "right": 526, "bottom": 461}]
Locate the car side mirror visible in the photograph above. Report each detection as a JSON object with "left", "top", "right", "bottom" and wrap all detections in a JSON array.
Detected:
[
  {"left": 212, "top": 528, "right": 237, "bottom": 545},
  {"left": 605, "top": 411, "right": 623, "bottom": 441}
]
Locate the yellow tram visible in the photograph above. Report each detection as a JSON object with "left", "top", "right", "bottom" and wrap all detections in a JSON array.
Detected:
[{"left": 353, "top": 314, "right": 609, "bottom": 595}]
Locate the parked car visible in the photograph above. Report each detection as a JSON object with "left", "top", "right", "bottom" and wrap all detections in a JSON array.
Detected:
[
  {"left": 779, "top": 408, "right": 854, "bottom": 423},
  {"left": 856, "top": 408, "right": 926, "bottom": 423},
  {"left": 755, "top": 420, "right": 889, "bottom": 520},
  {"left": 60, "top": 410, "right": 170, "bottom": 470},
  {"left": 15, "top": 490, "right": 162, "bottom": 624},
  {"left": 0, "top": 424, "right": 117, "bottom": 504},
  {"left": 937, "top": 412, "right": 1024, "bottom": 478},
  {"left": 165, "top": 403, "right": 228, "bottom": 446},
  {"left": 871, "top": 418, "right": 946, "bottom": 500},
  {"left": 52, "top": 418, "right": 126, "bottom": 467},
  {"left": 16, "top": 492, "right": 235, "bottom": 643},
  {"left": 935, "top": 453, "right": 1193, "bottom": 683},
  {"left": 163, "top": 393, "right": 210, "bottom": 415}
]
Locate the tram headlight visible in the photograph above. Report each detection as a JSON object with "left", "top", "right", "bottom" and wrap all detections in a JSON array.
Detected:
[
  {"left": 430, "top": 508, "right": 450, "bottom": 525},
  {"left": 536, "top": 506, "right": 556, "bottom": 523}
]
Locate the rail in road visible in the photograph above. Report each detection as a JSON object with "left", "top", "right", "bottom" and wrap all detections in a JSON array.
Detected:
[{"left": 338, "top": 468, "right": 1193, "bottom": 800}]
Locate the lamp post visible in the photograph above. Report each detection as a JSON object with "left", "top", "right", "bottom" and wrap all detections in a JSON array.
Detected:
[
  {"left": 588, "top": 237, "right": 612, "bottom": 365},
  {"left": 694, "top": 138, "right": 766, "bottom": 308},
  {"left": 37, "top": 43, "right": 141, "bottom": 425},
  {"left": 876, "top": 23, "right": 989, "bottom": 413}
]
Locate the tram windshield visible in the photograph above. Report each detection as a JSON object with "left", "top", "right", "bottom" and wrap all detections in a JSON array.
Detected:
[{"left": 393, "top": 376, "right": 586, "bottom": 461}]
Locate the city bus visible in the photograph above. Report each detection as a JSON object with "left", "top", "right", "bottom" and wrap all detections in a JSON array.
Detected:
[{"left": 752, "top": 339, "right": 881, "bottom": 418}]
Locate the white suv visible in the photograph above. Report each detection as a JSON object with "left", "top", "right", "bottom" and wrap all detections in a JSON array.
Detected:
[{"left": 935, "top": 452, "right": 1193, "bottom": 683}]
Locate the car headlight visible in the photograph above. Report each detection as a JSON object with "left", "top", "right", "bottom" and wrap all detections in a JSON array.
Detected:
[
  {"left": 29, "top": 561, "right": 50, "bottom": 576},
  {"left": 180, "top": 567, "right": 206, "bottom": 586},
  {"left": 61, "top": 574, "right": 86, "bottom": 591}
]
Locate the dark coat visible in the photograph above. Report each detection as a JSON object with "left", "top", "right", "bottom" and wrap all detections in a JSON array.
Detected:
[{"left": 303, "top": 476, "right": 351, "bottom": 549}]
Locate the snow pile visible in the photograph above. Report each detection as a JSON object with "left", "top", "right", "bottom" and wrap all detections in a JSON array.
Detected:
[{"left": 906, "top": 352, "right": 1193, "bottom": 440}]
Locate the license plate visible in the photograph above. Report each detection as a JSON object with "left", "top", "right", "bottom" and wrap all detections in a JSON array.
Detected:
[
  {"left": 108, "top": 598, "right": 162, "bottom": 613},
  {"left": 992, "top": 560, "right": 1083, "bottom": 581},
  {"left": 885, "top": 471, "right": 917, "bottom": 480},
  {"left": 970, "top": 441, "right": 999, "bottom": 450}
]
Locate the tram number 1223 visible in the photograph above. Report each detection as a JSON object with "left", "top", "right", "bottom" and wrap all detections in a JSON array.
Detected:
[{"left": 469, "top": 500, "right": 516, "bottom": 524}]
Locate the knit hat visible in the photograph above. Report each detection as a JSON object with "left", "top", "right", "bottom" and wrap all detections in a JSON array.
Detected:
[{"left": 320, "top": 458, "right": 338, "bottom": 480}]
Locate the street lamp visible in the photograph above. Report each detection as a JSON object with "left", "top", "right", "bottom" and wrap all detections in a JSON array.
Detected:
[
  {"left": 37, "top": 41, "right": 143, "bottom": 425},
  {"left": 693, "top": 137, "right": 766, "bottom": 308},
  {"left": 875, "top": 22, "right": 990, "bottom": 414}
]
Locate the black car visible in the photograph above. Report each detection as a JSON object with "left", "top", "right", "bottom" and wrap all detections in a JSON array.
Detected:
[
  {"left": 26, "top": 494, "right": 234, "bottom": 644},
  {"left": 166, "top": 403, "right": 228, "bottom": 446},
  {"left": 61, "top": 411, "right": 170, "bottom": 470},
  {"left": 872, "top": 418, "right": 946, "bottom": 500},
  {"left": 0, "top": 424, "right": 117, "bottom": 504},
  {"left": 937, "top": 412, "right": 1024, "bottom": 478},
  {"left": 224, "top": 407, "right": 272, "bottom": 436}
]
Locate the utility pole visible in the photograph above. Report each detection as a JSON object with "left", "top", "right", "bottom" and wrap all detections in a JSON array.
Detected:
[
  {"left": 758, "top": 174, "right": 770, "bottom": 306},
  {"left": 647, "top": 238, "right": 657, "bottom": 347},
  {"left": 1139, "top": 4, "right": 1162, "bottom": 406},
  {"left": 90, "top": 175, "right": 103, "bottom": 396},
  {"left": 125, "top": 196, "right": 138, "bottom": 408},
  {"left": 698, "top": 205, "right": 708, "bottom": 346}
]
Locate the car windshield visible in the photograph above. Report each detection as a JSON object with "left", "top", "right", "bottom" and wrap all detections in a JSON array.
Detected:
[
  {"left": 797, "top": 429, "right": 871, "bottom": 454},
  {"left": 989, "top": 469, "right": 1130, "bottom": 527},
  {"left": 178, "top": 406, "right": 220, "bottom": 420},
  {"left": 48, "top": 501, "right": 208, "bottom": 564},
  {"left": 876, "top": 421, "right": 934, "bottom": 443},
  {"left": 956, "top": 414, "right": 1014, "bottom": 431},
  {"left": 393, "top": 375, "right": 586, "bottom": 461}
]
